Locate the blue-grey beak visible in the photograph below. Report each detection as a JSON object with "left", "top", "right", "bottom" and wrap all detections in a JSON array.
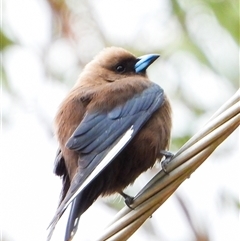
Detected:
[{"left": 135, "top": 54, "right": 160, "bottom": 73}]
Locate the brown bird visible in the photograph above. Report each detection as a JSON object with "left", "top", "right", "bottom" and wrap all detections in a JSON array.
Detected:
[{"left": 47, "top": 47, "right": 172, "bottom": 241}]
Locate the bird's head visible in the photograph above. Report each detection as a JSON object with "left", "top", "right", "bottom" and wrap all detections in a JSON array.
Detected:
[{"left": 81, "top": 47, "right": 159, "bottom": 84}]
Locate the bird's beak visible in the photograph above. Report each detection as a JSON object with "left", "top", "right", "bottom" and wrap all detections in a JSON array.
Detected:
[{"left": 135, "top": 54, "right": 160, "bottom": 73}]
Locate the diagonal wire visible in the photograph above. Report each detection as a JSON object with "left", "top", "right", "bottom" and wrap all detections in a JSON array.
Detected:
[{"left": 93, "top": 89, "right": 240, "bottom": 241}]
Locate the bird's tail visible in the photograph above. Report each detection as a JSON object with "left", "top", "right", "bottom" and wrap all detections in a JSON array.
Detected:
[
  {"left": 64, "top": 187, "right": 98, "bottom": 241},
  {"left": 65, "top": 194, "right": 84, "bottom": 241}
]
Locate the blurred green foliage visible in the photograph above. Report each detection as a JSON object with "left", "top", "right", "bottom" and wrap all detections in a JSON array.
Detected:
[
  {"left": 0, "top": 29, "right": 14, "bottom": 50},
  {"left": 1, "top": 29, "right": 14, "bottom": 91},
  {"left": 207, "top": 0, "right": 239, "bottom": 44},
  {"left": 2, "top": 0, "right": 239, "bottom": 85}
]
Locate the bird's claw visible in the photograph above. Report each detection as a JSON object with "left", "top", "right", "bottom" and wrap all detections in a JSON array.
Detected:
[
  {"left": 125, "top": 196, "right": 134, "bottom": 210},
  {"left": 119, "top": 191, "right": 135, "bottom": 210},
  {"left": 160, "top": 150, "right": 174, "bottom": 174}
]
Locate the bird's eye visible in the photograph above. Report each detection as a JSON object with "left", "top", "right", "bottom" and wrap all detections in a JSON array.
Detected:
[{"left": 116, "top": 65, "right": 125, "bottom": 73}]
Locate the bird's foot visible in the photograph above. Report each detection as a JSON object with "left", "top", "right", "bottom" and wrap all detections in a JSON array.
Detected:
[
  {"left": 160, "top": 150, "right": 174, "bottom": 174},
  {"left": 119, "top": 191, "right": 135, "bottom": 210}
]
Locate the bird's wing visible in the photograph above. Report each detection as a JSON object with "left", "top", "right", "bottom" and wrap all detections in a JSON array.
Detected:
[{"left": 47, "top": 83, "right": 164, "bottom": 236}]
